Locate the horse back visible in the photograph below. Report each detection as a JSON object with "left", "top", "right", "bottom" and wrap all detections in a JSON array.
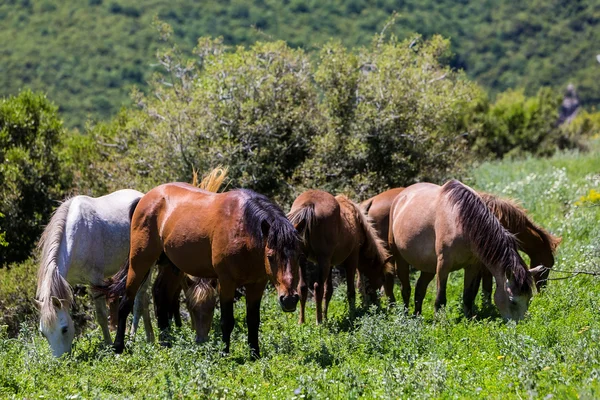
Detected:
[
  {"left": 63, "top": 189, "right": 143, "bottom": 283},
  {"left": 138, "top": 184, "right": 253, "bottom": 279}
]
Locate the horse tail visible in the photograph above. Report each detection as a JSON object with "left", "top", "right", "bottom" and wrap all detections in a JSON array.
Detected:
[
  {"left": 193, "top": 166, "right": 229, "bottom": 193},
  {"left": 339, "top": 196, "right": 392, "bottom": 274},
  {"left": 441, "top": 180, "right": 532, "bottom": 291},
  {"left": 287, "top": 203, "right": 316, "bottom": 245},
  {"left": 96, "top": 197, "right": 143, "bottom": 298},
  {"left": 37, "top": 197, "right": 75, "bottom": 306}
]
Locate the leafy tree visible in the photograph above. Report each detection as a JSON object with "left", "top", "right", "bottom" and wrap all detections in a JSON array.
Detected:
[
  {"left": 0, "top": 90, "right": 67, "bottom": 266},
  {"left": 295, "top": 35, "right": 482, "bottom": 199}
]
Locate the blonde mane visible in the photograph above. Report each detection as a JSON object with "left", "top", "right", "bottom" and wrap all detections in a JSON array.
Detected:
[
  {"left": 337, "top": 195, "right": 392, "bottom": 273},
  {"left": 193, "top": 166, "right": 229, "bottom": 192},
  {"left": 183, "top": 276, "right": 218, "bottom": 309},
  {"left": 36, "top": 198, "right": 74, "bottom": 328}
]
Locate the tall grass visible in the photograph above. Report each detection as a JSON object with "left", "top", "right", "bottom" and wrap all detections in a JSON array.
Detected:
[{"left": 2, "top": 143, "right": 600, "bottom": 398}]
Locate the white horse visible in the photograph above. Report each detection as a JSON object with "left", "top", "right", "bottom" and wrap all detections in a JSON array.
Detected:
[{"left": 36, "top": 189, "right": 154, "bottom": 357}]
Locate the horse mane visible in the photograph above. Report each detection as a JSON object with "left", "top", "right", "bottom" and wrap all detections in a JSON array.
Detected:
[
  {"left": 193, "top": 166, "right": 229, "bottom": 192},
  {"left": 287, "top": 203, "right": 315, "bottom": 244},
  {"left": 442, "top": 180, "right": 532, "bottom": 292},
  {"left": 183, "top": 276, "right": 218, "bottom": 309},
  {"left": 238, "top": 189, "right": 299, "bottom": 260},
  {"left": 36, "top": 198, "right": 75, "bottom": 328},
  {"left": 480, "top": 192, "right": 562, "bottom": 254},
  {"left": 337, "top": 195, "right": 392, "bottom": 273}
]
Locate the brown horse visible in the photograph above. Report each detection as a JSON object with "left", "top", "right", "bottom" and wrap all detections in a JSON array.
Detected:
[
  {"left": 363, "top": 187, "right": 561, "bottom": 307},
  {"left": 477, "top": 193, "right": 561, "bottom": 303},
  {"left": 389, "top": 180, "right": 542, "bottom": 320},
  {"left": 108, "top": 184, "right": 300, "bottom": 358},
  {"left": 288, "top": 190, "right": 391, "bottom": 324}
]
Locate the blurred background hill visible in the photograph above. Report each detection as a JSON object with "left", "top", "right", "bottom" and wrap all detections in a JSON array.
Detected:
[{"left": 1, "top": 0, "right": 599, "bottom": 129}]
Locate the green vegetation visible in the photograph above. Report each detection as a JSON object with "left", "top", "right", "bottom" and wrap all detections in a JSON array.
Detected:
[
  {"left": 0, "top": 90, "right": 70, "bottom": 265},
  {"left": 1, "top": 143, "right": 600, "bottom": 397},
  {"left": 1, "top": 0, "right": 599, "bottom": 128}
]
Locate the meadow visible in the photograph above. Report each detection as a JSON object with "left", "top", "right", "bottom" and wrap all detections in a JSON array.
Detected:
[{"left": 1, "top": 143, "right": 600, "bottom": 399}]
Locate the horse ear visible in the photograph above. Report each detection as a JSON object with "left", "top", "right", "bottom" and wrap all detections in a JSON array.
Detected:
[
  {"left": 33, "top": 298, "right": 43, "bottom": 310},
  {"left": 384, "top": 255, "right": 394, "bottom": 264},
  {"left": 51, "top": 296, "right": 62, "bottom": 309}
]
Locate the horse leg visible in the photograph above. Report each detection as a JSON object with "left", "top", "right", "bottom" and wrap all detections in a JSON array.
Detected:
[
  {"left": 315, "top": 257, "right": 330, "bottom": 324},
  {"left": 93, "top": 294, "right": 113, "bottom": 345},
  {"left": 298, "top": 255, "right": 308, "bottom": 324},
  {"left": 108, "top": 295, "right": 119, "bottom": 331},
  {"left": 395, "top": 256, "right": 411, "bottom": 312},
  {"left": 130, "top": 276, "right": 154, "bottom": 342},
  {"left": 434, "top": 255, "right": 450, "bottom": 312},
  {"left": 245, "top": 280, "right": 267, "bottom": 359},
  {"left": 480, "top": 268, "right": 493, "bottom": 307},
  {"left": 343, "top": 256, "right": 357, "bottom": 317},
  {"left": 323, "top": 267, "right": 334, "bottom": 321},
  {"left": 383, "top": 266, "right": 397, "bottom": 307},
  {"left": 414, "top": 272, "right": 435, "bottom": 315},
  {"left": 219, "top": 282, "right": 236, "bottom": 354},
  {"left": 463, "top": 265, "right": 481, "bottom": 318},
  {"left": 114, "top": 249, "right": 161, "bottom": 354}
]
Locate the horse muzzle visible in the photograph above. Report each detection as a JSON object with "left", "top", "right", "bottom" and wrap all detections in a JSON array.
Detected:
[{"left": 279, "top": 294, "right": 299, "bottom": 312}]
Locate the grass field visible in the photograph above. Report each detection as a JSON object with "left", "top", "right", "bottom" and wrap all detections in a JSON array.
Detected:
[{"left": 1, "top": 144, "right": 600, "bottom": 398}]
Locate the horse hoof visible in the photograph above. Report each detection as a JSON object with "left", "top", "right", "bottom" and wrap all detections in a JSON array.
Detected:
[{"left": 113, "top": 343, "right": 124, "bottom": 354}]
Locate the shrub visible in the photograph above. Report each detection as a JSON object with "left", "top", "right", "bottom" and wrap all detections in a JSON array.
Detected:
[
  {"left": 466, "top": 87, "right": 578, "bottom": 159},
  {"left": 0, "top": 90, "right": 69, "bottom": 266},
  {"left": 295, "top": 35, "right": 482, "bottom": 198}
]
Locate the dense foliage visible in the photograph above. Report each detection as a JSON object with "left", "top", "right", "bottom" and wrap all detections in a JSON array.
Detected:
[
  {"left": 1, "top": 0, "right": 598, "bottom": 128},
  {"left": 70, "top": 34, "right": 482, "bottom": 204},
  {"left": 0, "top": 90, "right": 69, "bottom": 265},
  {"left": 1, "top": 144, "right": 600, "bottom": 397}
]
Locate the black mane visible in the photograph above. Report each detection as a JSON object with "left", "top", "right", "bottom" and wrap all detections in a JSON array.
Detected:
[{"left": 238, "top": 189, "right": 299, "bottom": 260}]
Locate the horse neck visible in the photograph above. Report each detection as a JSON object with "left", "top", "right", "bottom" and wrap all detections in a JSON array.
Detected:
[{"left": 520, "top": 222, "right": 554, "bottom": 267}]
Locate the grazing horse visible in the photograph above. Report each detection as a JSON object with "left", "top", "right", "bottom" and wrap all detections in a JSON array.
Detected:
[
  {"left": 151, "top": 258, "right": 218, "bottom": 344},
  {"left": 108, "top": 184, "right": 300, "bottom": 358},
  {"left": 36, "top": 189, "right": 153, "bottom": 357},
  {"left": 477, "top": 193, "right": 562, "bottom": 303},
  {"left": 288, "top": 190, "right": 391, "bottom": 324},
  {"left": 363, "top": 188, "right": 561, "bottom": 307},
  {"left": 389, "top": 180, "right": 542, "bottom": 320}
]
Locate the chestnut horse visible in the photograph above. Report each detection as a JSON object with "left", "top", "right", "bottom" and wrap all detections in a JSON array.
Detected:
[
  {"left": 288, "top": 190, "right": 391, "bottom": 324},
  {"left": 108, "top": 184, "right": 300, "bottom": 358},
  {"left": 363, "top": 188, "right": 560, "bottom": 307},
  {"left": 389, "top": 180, "right": 541, "bottom": 320}
]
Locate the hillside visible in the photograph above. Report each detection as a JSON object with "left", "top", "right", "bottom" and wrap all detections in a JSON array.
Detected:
[{"left": 1, "top": 0, "right": 599, "bottom": 128}]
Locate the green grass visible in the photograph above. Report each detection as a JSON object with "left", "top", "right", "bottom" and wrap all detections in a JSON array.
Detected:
[{"left": 2, "top": 144, "right": 600, "bottom": 398}]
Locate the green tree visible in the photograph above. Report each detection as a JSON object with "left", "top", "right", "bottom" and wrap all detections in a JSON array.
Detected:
[{"left": 0, "top": 90, "right": 68, "bottom": 266}]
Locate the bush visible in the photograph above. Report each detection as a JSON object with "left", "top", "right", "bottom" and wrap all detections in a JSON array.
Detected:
[
  {"left": 295, "top": 35, "right": 482, "bottom": 198},
  {"left": 0, "top": 90, "right": 69, "bottom": 266},
  {"left": 466, "top": 87, "right": 582, "bottom": 159}
]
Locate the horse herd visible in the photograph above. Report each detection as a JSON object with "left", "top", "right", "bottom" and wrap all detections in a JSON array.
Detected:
[{"left": 35, "top": 168, "right": 561, "bottom": 358}]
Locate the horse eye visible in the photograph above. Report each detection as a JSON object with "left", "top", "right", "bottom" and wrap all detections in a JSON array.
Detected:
[{"left": 61, "top": 327, "right": 68, "bottom": 335}]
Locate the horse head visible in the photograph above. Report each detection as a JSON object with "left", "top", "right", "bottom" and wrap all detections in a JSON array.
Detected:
[
  {"left": 494, "top": 264, "right": 542, "bottom": 321},
  {"left": 264, "top": 234, "right": 300, "bottom": 312},
  {"left": 37, "top": 296, "right": 75, "bottom": 357}
]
